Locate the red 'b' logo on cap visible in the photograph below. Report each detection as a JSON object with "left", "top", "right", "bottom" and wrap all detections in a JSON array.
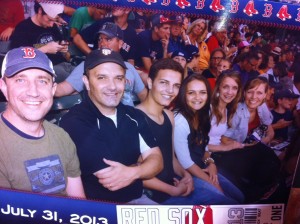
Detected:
[{"left": 22, "top": 47, "right": 36, "bottom": 59}]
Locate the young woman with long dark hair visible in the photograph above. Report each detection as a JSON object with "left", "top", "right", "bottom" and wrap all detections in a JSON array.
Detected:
[{"left": 173, "top": 74, "right": 244, "bottom": 204}]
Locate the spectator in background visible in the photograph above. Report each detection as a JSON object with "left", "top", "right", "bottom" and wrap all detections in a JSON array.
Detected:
[
  {"left": 283, "top": 49, "right": 294, "bottom": 70},
  {"left": 22, "top": 1, "right": 75, "bottom": 20},
  {"left": 73, "top": 7, "right": 136, "bottom": 65},
  {"left": 69, "top": 6, "right": 106, "bottom": 38},
  {"left": 10, "top": 1, "right": 74, "bottom": 83},
  {"left": 128, "top": 10, "right": 152, "bottom": 34},
  {"left": 184, "top": 19, "right": 210, "bottom": 72},
  {"left": 68, "top": 6, "right": 107, "bottom": 57},
  {"left": 232, "top": 51, "right": 260, "bottom": 86},
  {"left": 135, "top": 14, "right": 172, "bottom": 80},
  {"left": 0, "top": 0, "right": 24, "bottom": 42},
  {"left": 293, "top": 73, "right": 300, "bottom": 129},
  {"left": 167, "top": 15, "right": 186, "bottom": 57},
  {"left": 56, "top": 22, "right": 147, "bottom": 107},
  {"left": 185, "top": 45, "right": 201, "bottom": 77},
  {"left": 250, "top": 32, "right": 263, "bottom": 51},
  {"left": 202, "top": 48, "right": 226, "bottom": 90},
  {"left": 258, "top": 53, "right": 275, "bottom": 80},
  {"left": 238, "top": 24, "right": 248, "bottom": 41},
  {"left": 206, "top": 21, "right": 237, "bottom": 57},
  {"left": 237, "top": 41, "right": 250, "bottom": 54},
  {"left": 289, "top": 52, "right": 300, "bottom": 77},
  {"left": 217, "top": 58, "right": 231, "bottom": 73},
  {"left": 182, "top": 16, "right": 190, "bottom": 33},
  {"left": 265, "top": 78, "right": 282, "bottom": 110},
  {"left": 245, "top": 32, "right": 252, "bottom": 43},
  {"left": 271, "top": 89, "right": 299, "bottom": 141},
  {"left": 171, "top": 50, "right": 188, "bottom": 78}
]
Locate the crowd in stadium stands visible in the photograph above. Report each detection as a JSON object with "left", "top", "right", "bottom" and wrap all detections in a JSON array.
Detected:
[{"left": 1, "top": 0, "right": 300, "bottom": 205}]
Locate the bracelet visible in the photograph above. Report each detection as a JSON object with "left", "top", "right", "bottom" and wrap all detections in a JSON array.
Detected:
[{"left": 204, "top": 157, "right": 215, "bottom": 165}]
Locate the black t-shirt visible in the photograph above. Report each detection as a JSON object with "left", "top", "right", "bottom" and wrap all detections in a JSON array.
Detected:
[
  {"left": 271, "top": 109, "right": 293, "bottom": 141},
  {"left": 137, "top": 110, "right": 175, "bottom": 203},
  {"left": 10, "top": 18, "right": 66, "bottom": 65},
  {"left": 135, "top": 29, "right": 164, "bottom": 68}
]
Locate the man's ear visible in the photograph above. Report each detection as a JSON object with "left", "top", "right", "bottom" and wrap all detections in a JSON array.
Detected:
[
  {"left": 51, "top": 82, "right": 57, "bottom": 96},
  {"left": 147, "top": 77, "right": 152, "bottom": 90},
  {"left": 82, "top": 75, "right": 90, "bottom": 91}
]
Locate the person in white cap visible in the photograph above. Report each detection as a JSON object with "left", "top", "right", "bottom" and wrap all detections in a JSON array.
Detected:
[
  {"left": 206, "top": 21, "right": 237, "bottom": 57},
  {"left": 0, "top": 47, "right": 85, "bottom": 198},
  {"left": 10, "top": 1, "right": 75, "bottom": 83}
]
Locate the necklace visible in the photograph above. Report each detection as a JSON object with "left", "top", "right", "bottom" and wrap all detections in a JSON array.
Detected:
[{"left": 186, "top": 35, "right": 198, "bottom": 48}]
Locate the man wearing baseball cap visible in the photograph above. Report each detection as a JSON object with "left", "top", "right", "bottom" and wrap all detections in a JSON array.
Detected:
[
  {"left": 73, "top": 7, "right": 137, "bottom": 64},
  {"left": 0, "top": 47, "right": 85, "bottom": 198},
  {"left": 250, "top": 32, "right": 263, "bottom": 51},
  {"left": 135, "top": 14, "right": 173, "bottom": 74},
  {"left": 271, "top": 89, "right": 300, "bottom": 141},
  {"left": 56, "top": 22, "right": 147, "bottom": 106},
  {"left": 60, "top": 48, "right": 162, "bottom": 204},
  {"left": 185, "top": 44, "right": 201, "bottom": 76},
  {"left": 10, "top": 1, "right": 74, "bottom": 83},
  {"left": 168, "top": 15, "right": 186, "bottom": 57}
]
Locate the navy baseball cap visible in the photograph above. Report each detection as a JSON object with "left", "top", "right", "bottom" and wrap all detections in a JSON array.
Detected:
[
  {"left": 185, "top": 45, "right": 199, "bottom": 62},
  {"left": 84, "top": 48, "right": 127, "bottom": 73},
  {"left": 274, "top": 89, "right": 300, "bottom": 101},
  {"left": 171, "top": 50, "right": 187, "bottom": 60},
  {"left": 268, "top": 77, "right": 282, "bottom": 89},
  {"left": 1, "top": 47, "right": 56, "bottom": 78},
  {"left": 98, "top": 22, "right": 124, "bottom": 40},
  {"left": 253, "top": 32, "right": 263, "bottom": 40}
]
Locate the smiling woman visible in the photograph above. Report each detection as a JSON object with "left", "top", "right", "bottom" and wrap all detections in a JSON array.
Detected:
[
  {"left": 211, "top": 76, "right": 281, "bottom": 203},
  {"left": 173, "top": 73, "right": 245, "bottom": 205}
]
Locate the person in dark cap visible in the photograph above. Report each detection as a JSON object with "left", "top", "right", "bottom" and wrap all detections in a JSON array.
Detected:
[
  {"left": 271, "top": 89, "right": 300, "bottom": 141},
  {"left": 134, "top": 14, "right": 173, "bottom": 74},
  {"left": 171, "top": 50, "right": 187, "bottom": 68},
  {"left": 0, "top": 47, "right": 85, "bottom": 198},
  {"left": 60, "top": 48, "right": 162, "bottom": 204},
  {"left": 73, "top": 7, "right": 137, "bottom": 64},
  {"left": 202, "top": 48, "right": 226, "bottom": 90},
  {"left": 183, "top": 44, "right": 200, "bottom": 76},
  {"left": 171, "top": 50, "right": 188, "bottom": 78},
  {"left": 250, "top": 32, "right": 263, "bottom": 51},
  {"left": 56, "top": 22, "right": 147, "bottom": 106},
  {"left": 167, "top": 15, "right": 186, "bottom": 57}
]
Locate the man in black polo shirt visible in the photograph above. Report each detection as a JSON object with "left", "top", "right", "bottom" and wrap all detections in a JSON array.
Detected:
[{"left": 60, "top": 48, "right": 162, "bottom": 204}]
